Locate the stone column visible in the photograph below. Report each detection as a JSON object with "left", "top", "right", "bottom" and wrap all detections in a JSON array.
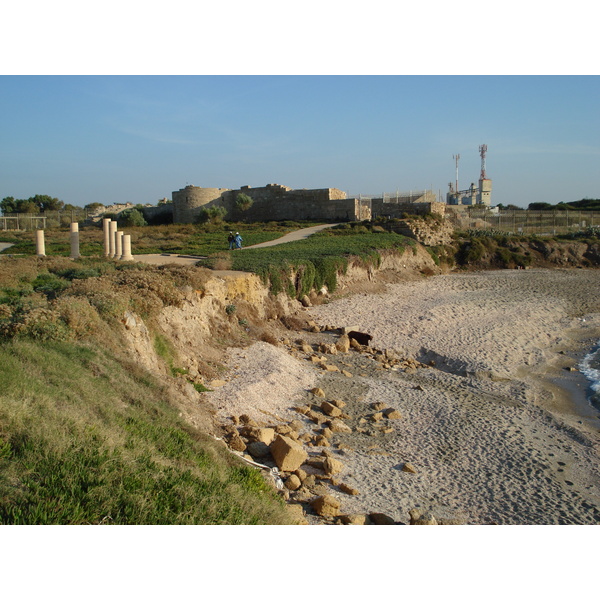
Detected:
[
  {"left": 103, "top": 218, "right": 111, "bottom": 257},
  {"left": 108, "top": 220, "right": 117, "bottom": 258},
  {"left": 70, "top": 222, "right": 80, "bottom": 259},
  {"left": 121, "top": 234, "right": 133, "bottom": 261},
  {"left": 35, "top": 229, "right": 46, "bottom": 256},
  {"left": 115, "top": 230, "right": 124, "bottom": 260}
]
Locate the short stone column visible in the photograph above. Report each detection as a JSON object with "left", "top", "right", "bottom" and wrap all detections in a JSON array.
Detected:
[
  {"left": 70, "top": 222, "right": 80, "bottom": 259},
  {"left": 108, "top": 220, "right": 117, "bottom": 258},
  {"left": 35, "top": 229, "right": 46, "bottom": 256},
  {"left": 103, "top": 218, "right": 111, "bottom": 257},
  {"left": 120, "top": 234, "right": 133, "bottom": 261},
  {"left": 115, "top": 230, "right": 124, "bottom": 260}
]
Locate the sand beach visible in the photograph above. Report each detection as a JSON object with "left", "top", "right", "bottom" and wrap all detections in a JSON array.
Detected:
[{"left": 210, "top": 268, "right": 600, "bottom": 525}]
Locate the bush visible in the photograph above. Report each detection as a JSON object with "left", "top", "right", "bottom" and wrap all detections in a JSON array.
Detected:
[{"left": 118, "top": 208, "right": 147, "bottom": 228}]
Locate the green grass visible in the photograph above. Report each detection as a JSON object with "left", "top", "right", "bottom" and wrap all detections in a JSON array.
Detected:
[
  {"left": 0, "top": 222, "right": 313, "bottom": 257},
  {"left": 0, "top": 339, "right": 292, "bottom": 524},
  {"left": 222, "top": 227, "right": 413, "bottom": 296}
]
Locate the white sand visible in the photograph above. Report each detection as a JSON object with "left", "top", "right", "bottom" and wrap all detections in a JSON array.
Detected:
[{"left": 211, "top": 269, "right": 600, "bottom": 524}]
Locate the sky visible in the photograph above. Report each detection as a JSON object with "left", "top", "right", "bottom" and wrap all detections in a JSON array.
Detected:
[{"left": 1, "top": 74, "right": 598, "bottom": 209}]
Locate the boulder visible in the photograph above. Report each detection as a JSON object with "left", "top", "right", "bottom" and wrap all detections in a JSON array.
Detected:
[
  {"left": 369, "top": 513, "right": 396, "bottom": 525},
  {"left": 311, "top": 495, "right": 341, "bottom": 518},
  {"left": 409, "top": 510, "right": 438, "bottom": 525},
  {"left": 284, "top": 474, "right": 302, "bottom": 491},
  {"left": 321, "top": 401, "right": 342, "bottom": 418},
  {"left": 384, "top": 409, "right": 402, "bottom": 420},
  {"left": 311, "top": 387, "right": 326, "bottom": 398},
  {"left": 335, "top": 334, "right": 351, "bottom": 353},
  {"left": 300, "top": 295, "right": 312, "bottom": 307},
  {"left": 341, "top": 370, "right": 353, "bottom": 378},
  {"left": 339, "top": 482, "right": 359, "bottom": 496},
  {"left": 246, "top": 441, "right": 271, "bottom": 459},
  {"left": 227, "top": 434, "right": 247, "bottom": 452},
  {"left": 323, "top": 456, "right": 344, "bottom": 476},
  {"left": 314, "top": 435, "right": 330, "bottom": 447},
  {"left": 301, "top": 344, "right": 313, "bottom": 354},
  {"left": 340, "top": 514, "right": 369, "bottom": 525},
  {"left": 270, "top": 435, "right": 308, "bottom": 472},
  {"left": 329, "top": 419, "right": 352, "bottom": 433},
  {"left": 347, "top": 331, "right": 373, "bottom": 346}
]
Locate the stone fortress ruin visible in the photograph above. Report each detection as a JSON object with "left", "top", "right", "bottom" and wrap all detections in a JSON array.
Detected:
[{"left": 171, "top": 183, "right": 444, "bottom": 224}]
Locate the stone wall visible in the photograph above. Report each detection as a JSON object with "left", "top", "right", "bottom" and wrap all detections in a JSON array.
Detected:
[
  {"left": 202, "top": 184, "right": 358, "bottom": 222},
  {"left": 172, "top": 185, "right": 230, "bottom": 224},
  {"left": 371, "top": 199, "right": 446, "bottom": 219}
]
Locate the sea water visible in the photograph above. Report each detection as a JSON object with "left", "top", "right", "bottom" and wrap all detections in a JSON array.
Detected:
[{"left": 580, "top": 341, "right": 600, "bottom": 409}]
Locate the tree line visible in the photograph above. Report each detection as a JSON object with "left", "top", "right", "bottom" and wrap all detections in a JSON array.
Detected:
[{"left": 0, "top": 195, "right": 109, "bottom": 215}]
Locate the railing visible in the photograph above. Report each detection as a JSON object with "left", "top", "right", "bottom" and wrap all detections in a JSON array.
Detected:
[
  {"left": 446, "top": 209, "right": 598, "bottom": 235},
  {"left": 0, "top": 209, "right": 96, "bottom": 230}
]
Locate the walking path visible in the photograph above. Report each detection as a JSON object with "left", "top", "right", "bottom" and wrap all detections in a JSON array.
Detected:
[{"left": 130, "top": 223, "right": 337, "bottom": 266}]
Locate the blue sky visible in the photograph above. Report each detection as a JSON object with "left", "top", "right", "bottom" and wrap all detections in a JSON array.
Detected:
[{"left": 1, "top": 75, "right": 598, "bottom": 208}]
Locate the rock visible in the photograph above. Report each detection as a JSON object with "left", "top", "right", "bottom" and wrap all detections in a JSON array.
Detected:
[
  {"left": 335, "top": 334, "right": 351, "bottom": 353},
  {"left": 347, "top": 331, "right": 373, "bottom": 346},
  {"left": 331, "top": 399, "right": 346, "bottom": 409},
  {"left": 341, "top": 370, "right": 353, "bottom": 378},
  {"left": 323, "top": 456, "right": 344, "bottom": 476},
  {"left": 350, "top": 338, "right": 362, "bottom": 350},
  {"left": 370, "top": 412, "right": 384, "bottom": 422},
  {"left": 294, "top": 468, "right": 308, "bottom": 482},
  {"left": 298, "top": 433, "right": 313, "bottom": 443},
  {"left": 300, "top": 295, "right": 312, "bottom": 307},
  {"left": 339, "top": 482, "right": 359, "bottom": 496},
  {"left": 294, "top": 405, "right": 311, "bottom": 415},
  {"left": 307, "top": 410, "right": 328, "bottom": 425},
  {"left": 286, "top": 503, "right": 308, "bottom": 525},
  {"left": 402, "top": 462, "right": 417, "bottom": 474},
  {"left": 409, "top": 510, "right": 438, "bottom": 525},
  {"left": 340, "top": 514, "right": 369, "bottom": 525},
  {"left": 284, "top": 474, "right": 302, "bottom": 491},
  {"left": 239, "top": 414, "right": 258, "bottom": 426},
  {"left": 270, "top": 435, "right": 308, "bottom": 472},
  {"left": 301, "top": 344, "right": 313, "bottom": 354},
  {"left": 246, "top": 441, "right": 271, "bottom": 459},
  {"left": 227, "top": 434, "right": 247, "bottom": 452},
  {"left": 292, "top": 488, "right": 314, "bottom": 503},
  {"left": 311, "top": 387, "right": 326, "bottom": 397},
  {"left": 369, "top": 513, "right": 396, "bottom": 525},
  {"left": 289, "top": 419, "right": 304, "bottom": 431},
  {"left": 321, "top": 427, "right": 333, "bottom": 439},
  {"left": 311, "top": 495, "right": 341, "bottom": 518},
  {"left": 275, "top": 424, "right": 293, "bottom": 435},
  {"left": 209, "top": 379, "right": 227, "bottom": 388},
  {"left": 247, "top": 427, "right": 276, "bottom": 445},
  {"left": 322, "top": 364, "right": 339, "bottom": 372},
  {"left": 321, "top": 401, "right": 342, "bottom": 417},
  {"left": 383, "top": 409, "right": 402, "bottom": 420},
  {"left": 371, "top": 402, "right": 388, "bottom": 411},
  {"left": 314, "top": 435, "right": 330, "bottom": 447},
  {"left": 329, "top": 419, "right": 352, "bottom": 433}
]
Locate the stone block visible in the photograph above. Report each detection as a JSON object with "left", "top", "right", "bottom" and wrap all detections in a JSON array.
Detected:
[{"left": 270, "top": 435, "right": 308, "bottom": 472}]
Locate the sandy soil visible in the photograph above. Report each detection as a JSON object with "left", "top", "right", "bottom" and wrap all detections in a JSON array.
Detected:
[{"left": 209, "top": 269, "right": 600, "bottom": 524}]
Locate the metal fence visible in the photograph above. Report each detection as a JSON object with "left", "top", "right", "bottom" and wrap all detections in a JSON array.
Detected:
[
  {"left": 1, "top": 209, "right": 96, "bottom": 231},
  {"left": 446, "top": 209, "right": 599, "bottom": 236}
]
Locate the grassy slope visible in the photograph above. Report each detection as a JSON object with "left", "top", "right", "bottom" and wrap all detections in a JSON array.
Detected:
[{"left": 0, "top": 339, "right": 292, "bottom": 524}]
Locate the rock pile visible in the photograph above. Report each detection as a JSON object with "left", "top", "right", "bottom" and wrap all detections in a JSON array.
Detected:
[{"left": 218, "top": 328, "right": 454, "bottom": 525}]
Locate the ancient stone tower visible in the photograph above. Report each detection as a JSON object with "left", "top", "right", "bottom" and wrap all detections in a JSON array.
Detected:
[{"left": 172, "top": 185, "right": 229, "bottom": 224}]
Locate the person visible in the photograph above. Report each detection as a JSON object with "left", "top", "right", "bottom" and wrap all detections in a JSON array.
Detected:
[
  {"left": 227, "top": 231, "right": 235, "bottom": 250},
  {"left": 234, "top": 232, "right": 243, "bottom": 249}
]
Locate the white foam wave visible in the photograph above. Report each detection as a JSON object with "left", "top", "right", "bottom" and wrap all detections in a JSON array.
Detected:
[{"left": 579, "top": 343, "right": 600, "bottom": 393}]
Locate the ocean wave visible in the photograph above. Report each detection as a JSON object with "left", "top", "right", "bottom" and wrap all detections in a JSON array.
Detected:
[{"left": 580, "top": 342, "right": 600, "bottom": 395}]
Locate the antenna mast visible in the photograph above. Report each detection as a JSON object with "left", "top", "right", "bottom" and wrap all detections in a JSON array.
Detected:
[
  {"left": 479, "top": 144, "right": 488, "bottom": 179},
  {"left": 452, "top": 153, "right": 460, "bottom": 194}
]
